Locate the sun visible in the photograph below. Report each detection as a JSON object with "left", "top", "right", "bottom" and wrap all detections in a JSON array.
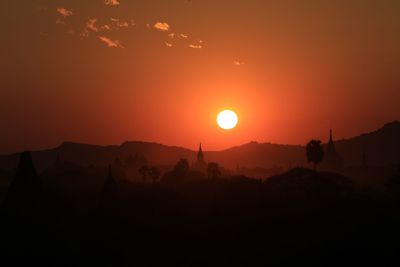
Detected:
[{"left": 217, "top": 110, "right": 238, "bottom": 130}]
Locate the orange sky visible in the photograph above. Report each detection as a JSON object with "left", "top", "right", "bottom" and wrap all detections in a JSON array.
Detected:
[{"left": 1, "top": 0, "right": 400, "bottom": 153}]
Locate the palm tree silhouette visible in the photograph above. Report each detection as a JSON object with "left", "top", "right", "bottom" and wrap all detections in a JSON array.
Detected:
[{"left": 306, "top": 139, "right": 324, "bottom": 171}]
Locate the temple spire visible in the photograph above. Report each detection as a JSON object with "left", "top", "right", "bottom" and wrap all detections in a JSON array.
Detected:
[{"left": 197, "top": 143, "right": 204, "bottom": 163}]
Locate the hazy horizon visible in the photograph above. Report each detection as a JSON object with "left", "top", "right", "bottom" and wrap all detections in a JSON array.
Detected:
[{"left": 1, "top": 119, "right": 399, "bottom": 155}]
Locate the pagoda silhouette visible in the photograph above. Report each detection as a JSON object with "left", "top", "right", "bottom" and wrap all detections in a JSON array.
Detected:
[
  {"left": 3, "top": 151, "right": 42, "bottom": 215},
  {"left": 192, "top": 143, "right": 207, "bottom": 172},
  {"left": 321, "top": 129, "right": 344, "bottom": 171}
]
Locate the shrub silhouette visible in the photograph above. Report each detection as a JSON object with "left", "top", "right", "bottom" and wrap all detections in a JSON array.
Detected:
[
  {"left": 161, "top": 158, "right": 190, "bottom": 183},
  {"left": 174, "top": 158, "right": 189, "bottom": 174},
  {"left": 149, "top": 166, "right": 160, "bottom": 183},
  {"left": 207, "top": 162, "right": 221, "bottom": 179},
  {"left": 139, "top": 165, "right": 149, "bottom": 182}
]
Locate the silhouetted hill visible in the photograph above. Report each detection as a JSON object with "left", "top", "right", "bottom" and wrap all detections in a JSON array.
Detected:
[
  {"left": 334, "top": 120, "right": 400, "bottom": 166},
  {"left": 0, "top": 141, "right": 195, "bottom": 172},
  {"left": 206, "top": 141, "right": 305, "bottom": 169},
  {"left": 264, "top": 168, "right": 352, "bottom": 197},
  {"left": 0, "top": 121, "right": 399, "bottom": 171}
]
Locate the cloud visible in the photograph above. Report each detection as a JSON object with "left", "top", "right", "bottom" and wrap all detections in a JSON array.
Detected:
[
  {"left": 104, "top": 0, "right": 120, "bottom": 6},
  {"left": 56, "top": 19, "right": 66, "bottom": 25},
  {"left": 57, "top": 7, "right": 73, "bottom": 18},
  {"left": 165, "top": 42, "right": 173, "bottom": 47},
  {"left": 189, "top": 44, "right": 202, "bottom": 49},
  {"left": 86, "top": 19, "right": 99, "bottom": 32},
  {"left": 98, "top": 36, "right": 124, "bottom": 48},
  {"left": 234, "top": 60, "right": 244, "bottom": 66},
  {"left": 101, "top": 25, "right": 111, "bottom": 31},
  {"left": 154, "top": 22, "right": 170, "bottom": 31},
  {"left": 86, "top": 18, "right": 131, "bottom": 33},
  {"left": 110, "top": 18, "right": 129, "bottom": 29}
]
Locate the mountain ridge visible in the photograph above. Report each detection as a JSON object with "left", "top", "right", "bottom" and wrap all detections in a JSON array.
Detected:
[{"left": 0, "top": 121, "right": 399, "bottom": 171}]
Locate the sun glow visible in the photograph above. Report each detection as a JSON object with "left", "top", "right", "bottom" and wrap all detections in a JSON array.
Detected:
[{"left": 217, "top": 110, "right": 238, "bottom": 130}]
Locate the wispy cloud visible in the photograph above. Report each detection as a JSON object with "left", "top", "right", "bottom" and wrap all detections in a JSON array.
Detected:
[
  {"left": 98, "top": 36, "right": 124, "bottom": 48},
  {"left": 50, "top": 8, "right": 206, "bottom": 51},
  {"left": 104, "top": 0, "right": 120, "bottom": 6},
  {"left": 189, "top": 44, "right": 202, "bottom": 49},
  {"left": 102, "top": 25, "right": 111, "bottom": 31},
  {"left": 57, "top": 7, "right": 73, "bottom": 18},
  {"left": 86, "top": 19, "right": 99, "bottom": 32},
  {"left": 154, "top": 22, "right": 170, "bottom": 31},
  {"left": 86, "top": 18, "right": 131, "bottom": 33},
  {"left": 110, "top": 18, "right": 129, "bottom": 29}
]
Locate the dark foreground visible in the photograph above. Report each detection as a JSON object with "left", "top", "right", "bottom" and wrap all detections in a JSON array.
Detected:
[{"left": 1, "top": 162, "right": 400, "bottom": 266}]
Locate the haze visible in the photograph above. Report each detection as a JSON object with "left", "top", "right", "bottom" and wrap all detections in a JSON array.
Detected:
[{"left": 1, "top": 0, "right": 400, "bottom": 154}]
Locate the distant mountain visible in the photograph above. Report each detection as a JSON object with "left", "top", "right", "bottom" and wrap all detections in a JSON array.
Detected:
[
  {"left": 0, "top": 141, "right": 195, "bottom": 172},
  {"left": 334, "top": 121, "right": 400, "bottom": 166},
  {"left": 0, "top": 121, "right": 399, "bottom": 172},
  {"left": 206, "top": 142, "right": 305, "bottom": 169}
]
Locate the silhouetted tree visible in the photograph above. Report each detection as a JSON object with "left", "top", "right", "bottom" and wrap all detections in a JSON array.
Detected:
[
  {"left": 149, "top": 166, "right": 160, "bottom": 183},
  {"left": 207, "top": 162, "right": 221, "bottom": 179},
  {"left": 161, "top": 158, "right": 190, "bottom": 183},
  {"left": 174, "top": 158, "right": 189, "bottom": 175},
  {"left": 139, "top": 165, "right": 149, "bottom": 181},
  {"left": 306, "top": 140, "right": 324, "bottom": 171}
]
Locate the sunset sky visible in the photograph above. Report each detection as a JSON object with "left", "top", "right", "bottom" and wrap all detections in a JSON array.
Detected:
[{"left": 1, "top": 0, "right": 400, "bottom": 154}]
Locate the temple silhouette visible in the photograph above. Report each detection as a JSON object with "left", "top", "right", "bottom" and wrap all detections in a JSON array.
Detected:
[
  {"left": 192, "top": 143, "right": 207, "bottom": 172},
  {"left": 321, "top": 129, "right": 344, "bottom": 171},
  {"left": 2, "top": 151, "right": 42, "bottom": 216}
]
